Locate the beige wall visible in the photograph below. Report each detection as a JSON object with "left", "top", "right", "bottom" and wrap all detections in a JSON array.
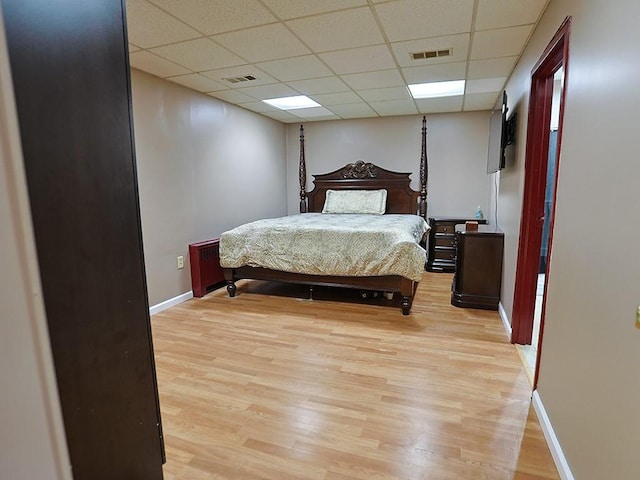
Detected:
[
  {"left": 131, "top": 70, "right": 287, "bottom": 306},
  {"left": 285, "top": 113, "right": 493, "bottom": 220},
  {"left": 499, "top": 0, "right": 640, "bottom": 477}
]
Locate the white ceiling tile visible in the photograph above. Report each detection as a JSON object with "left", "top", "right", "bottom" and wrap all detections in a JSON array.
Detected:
[
  {"left": 463, "top": 92, "right": 501, "bottom": 111},
  {"left": 415, "top": 96, "right": 464, "bottom": 113},
  {"left": 129, "top": 43, "right": 140, "bottom": 52},
  {"left": 471, "top": 25, "right": 534, "bottom": 60},
  {"left": 391, "top": 34, "right": 469, "bottom": 68},
  {"left": 235, "top": 83, "right": 300, "bottom": 100},
  {"left": 150, "top": 38, "right": 245, "bottom": 71},
  {"left": 208, "top": 90, "right": 257, "bottom": 104},
  {"left": 129, "top": 51, "right": 191, "bottom": 77},
  {"left": 340, "top": 70, "right": 405, "bottom": 90},
  {"left": 327, "top": 102, "right": 378, "bottom": 118},
  {"left": 466, "top": 77, "right": 506, "bottom": 94},
  {"left": 308, "top": 92, "right": 361, "bottom": 106},
  {"left": 475, "top": 0, "right": 549, "bottom": 30},
  {"left": 289, "top": 106, "right": 338, "bottom": 119},
  {"left": 261, "top": 110, "right": 300, "bottom": 123},
  {"left": 261, "top": 0, "right": 366, "bottom": 20},
  {"left": 468, "top": 56, "right": 518, "bottom": 79},
  {"left": 357, "top": 87, "right": 411, "bottom": 102},
  {"left": 201, "top": 65, "right": 278, "bottom": 88},
  {"left": 148, "top": 0, "right": 277, "bottom": 35},
  {"left": 402, "top": 62, "right": 466, "bottom": 84},
  {"left": 286, "top": 7, "right": 384, "bottom": 52},
  {"left": 302, "top": 115, "right": 341, "bottom": 122},
  {"left": 236, "top": 101, "right": 280, "bottom": 113},
  {"left": 167, "top": 73, "right": 228, "bottom": 92},
  {"left": 213, "top": 24, "right": 310, "bottom": 62},
  {"left": 368, "top": 99, "right": 418, "bottom": 116},
  {"left": 375, "top": 0, "right": 475, "bottom": 42},
  {"left": 319, "top": 45, "right": 396, "bottom": 75},
  {"left": 286, "top": 76, "right": 350, "bottom": 95},
  {"left": 255, "top": 55, "right": 333, "bottom": 82},
  {"left": 125, "top": 0, "right": 201, "bottom": 48}
]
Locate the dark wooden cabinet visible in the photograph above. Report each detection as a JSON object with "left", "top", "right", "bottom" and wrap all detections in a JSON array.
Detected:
[
  {"left": 451, "top": 225, "right": 504, "bottom": 310},
  {"left": 426, "top": 217, "right": 486, "bottom": 272},
  {"left": 2, "top": 0, "right": 165, "bottom": 478}
]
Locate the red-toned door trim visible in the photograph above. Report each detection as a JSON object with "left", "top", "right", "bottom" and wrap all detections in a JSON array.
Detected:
[{"left": 511, "top": 18, "right": 571, "bottom": 388}]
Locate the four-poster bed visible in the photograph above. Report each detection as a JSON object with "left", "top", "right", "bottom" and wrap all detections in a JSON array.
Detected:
[{"left": 220, "top": 117, "right": 429, "bottom": 315}]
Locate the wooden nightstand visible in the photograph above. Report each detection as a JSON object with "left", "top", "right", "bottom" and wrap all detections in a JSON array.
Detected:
[
  {"left": 426, "top": 217, "right": 487, "bottom": 272},
  {"left": 451, "top": 225, "right": 504, "bottom": 310}
]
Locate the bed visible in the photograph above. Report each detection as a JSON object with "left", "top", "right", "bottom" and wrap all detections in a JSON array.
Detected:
[{"left": 220, "top": 116, "right": 429, "bottom": 315}]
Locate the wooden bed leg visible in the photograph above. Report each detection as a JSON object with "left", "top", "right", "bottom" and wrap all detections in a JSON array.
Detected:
[
  {"left": 400, "top": 279, "right": 416, "bottom": 315},
  {"left": 223, "top": 268, "right": 236, "bottom": 297},
  {"left": 401, "top": 297, "right": 411, "bottom": 315}
]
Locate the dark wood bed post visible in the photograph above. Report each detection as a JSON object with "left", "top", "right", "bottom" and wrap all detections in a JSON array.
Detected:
[
  {"left": 419, "top": 116, "right": 428, "bottom": 218},
  {"left": 299, "top": 125, "right": 307, "bottom": 213}
]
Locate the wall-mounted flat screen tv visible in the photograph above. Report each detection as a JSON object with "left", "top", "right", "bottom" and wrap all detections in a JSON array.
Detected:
[{"left": 487, "top": 91, "right": 509, "bottom": 174}]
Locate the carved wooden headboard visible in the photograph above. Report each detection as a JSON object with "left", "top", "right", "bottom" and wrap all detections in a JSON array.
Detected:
[{"left": 298, "top": 117, "right": 428, "bottom": 219}]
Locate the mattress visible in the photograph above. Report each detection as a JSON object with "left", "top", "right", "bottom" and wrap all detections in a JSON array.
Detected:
[{"left": 219, "top": 213, "right": 429, "bottom": 282}]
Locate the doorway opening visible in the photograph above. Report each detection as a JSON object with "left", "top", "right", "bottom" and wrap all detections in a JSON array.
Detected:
[
  {"left": 511, "top": 18, "right": 571, "bottom": 388},
  {"left": 518, "top": 67, "right": 564, "bottom": 377}
]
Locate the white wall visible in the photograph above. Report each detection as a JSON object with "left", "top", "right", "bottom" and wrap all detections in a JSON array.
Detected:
[
  {"left": 131, "top": 70, "right": 287, "bottom": 305},
  {"left": 285, "top": 113, "right": 492, "bottom": 221},
  {"left": 499, "top": 0, "right": 640, "bottom": 477},
  {"left": 0, "top": 9, "right": 71, "bottom": 478}
]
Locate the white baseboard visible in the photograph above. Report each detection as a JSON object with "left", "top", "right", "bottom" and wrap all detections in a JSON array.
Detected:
[
  {"left": 499, "top": 305, "right": 572, "bottom": 477},
  {"left": 532, "top": 390, "right": 575, "bottom": 480},
  {"left": 498, "top": 301, "right": 512, "bottom": 338},
  {"left": 149, "top": 291, "right": 193, "bottom": 316}
]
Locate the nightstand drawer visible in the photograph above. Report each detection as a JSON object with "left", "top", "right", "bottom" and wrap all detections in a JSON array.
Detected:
[
  {"left": 433, "top": 234, "right": 456, "bottom": 247},
  {"left": 433, "top": 246, "right": 456, "bottom": 262},
  {"left": 434, "top": 223, "right": 456, "bottom": 234}
]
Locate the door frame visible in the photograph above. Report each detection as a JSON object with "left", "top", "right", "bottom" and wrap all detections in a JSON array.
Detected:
[{"left": 511, "top": 18, "right": 571, "bottom": 387}]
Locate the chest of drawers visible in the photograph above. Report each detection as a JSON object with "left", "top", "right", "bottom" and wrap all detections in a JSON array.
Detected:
[
  {"left": 426, "top": 217, "right": 486, "bottom": 272},
  {"left": 451, "top": 225, "right": 504, "bottom": 310}
]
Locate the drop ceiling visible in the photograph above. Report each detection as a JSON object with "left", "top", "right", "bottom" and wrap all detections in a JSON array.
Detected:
[{"left": 126, "top": 0, "right": 549, "bottom": 123}]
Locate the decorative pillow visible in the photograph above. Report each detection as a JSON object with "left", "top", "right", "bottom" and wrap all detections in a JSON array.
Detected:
[{"left": 321, "top": 189, "right": 387, "bottom": 215}]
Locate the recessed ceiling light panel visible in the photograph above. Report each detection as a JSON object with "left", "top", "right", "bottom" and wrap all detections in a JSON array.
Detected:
[
  {"left": 408, "top": 80, "right": 465, "bottom": 99},
  {"left": 263, "top": 95, "right": 321, "bottom": 110}
]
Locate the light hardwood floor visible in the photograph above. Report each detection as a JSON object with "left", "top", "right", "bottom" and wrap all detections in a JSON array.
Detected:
[{"left": 151, "top": 272, "right": 559, "bottom": 480}]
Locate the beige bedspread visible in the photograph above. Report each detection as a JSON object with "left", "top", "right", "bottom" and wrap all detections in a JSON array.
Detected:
[{"left": 219, "top": 213, "right": 429, "bottom": 282}]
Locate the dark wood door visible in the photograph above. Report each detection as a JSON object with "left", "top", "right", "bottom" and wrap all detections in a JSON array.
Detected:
[{"left": 1, "top": 0, "right": 165, "bottom": 478}]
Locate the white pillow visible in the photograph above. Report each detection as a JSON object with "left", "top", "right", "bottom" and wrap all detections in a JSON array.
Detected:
[{"left": 321, "top": 189, "right": 387, "bottom": 215}]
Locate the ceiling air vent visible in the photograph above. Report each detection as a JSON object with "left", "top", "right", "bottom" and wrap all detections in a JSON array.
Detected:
[
  {"left": 223, "top": 75, "right": 257, "bottom": 84},
  {"left": 410, "top": 48, "right": 452, "bottom": 60}
]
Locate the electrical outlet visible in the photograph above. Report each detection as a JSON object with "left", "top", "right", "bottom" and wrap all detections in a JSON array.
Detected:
[{"left": 177, "top": 256, "right": 184, "bottom": 269}]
